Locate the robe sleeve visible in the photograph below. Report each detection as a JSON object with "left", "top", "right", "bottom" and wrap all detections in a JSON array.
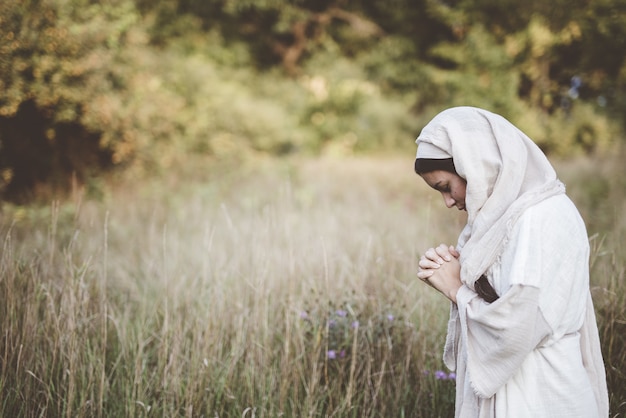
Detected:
[
  {"left": 455, "top": 283, "right": 552, "bottom": 398},
  {"left": 579, "top": 293, "right": 610, "bottom": 417}
]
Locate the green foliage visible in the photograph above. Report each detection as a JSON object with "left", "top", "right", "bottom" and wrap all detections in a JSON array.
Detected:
[
  {"left": 1, "top": 0, "right": 625, "bottom": 200},
  {"left": 0, "top": 0, "right": 146, "bottom": 199},
  {"left": 431, "top": 0, "right": 626, "bottom": 121},
  {"left": 358, "top": 36, "right": 427, "bottom": 92},
  {"left": 299, "top": 52, "right": 420, "bottom": 154},
  {"left": 421, "top": 24, "right": 522, "bottom": 114},
  {"left": 407, "top": 23, "right": 619, "bottom": 156},
  {"left": 526, "top": 103, "right": 616, "bottom": 155}
]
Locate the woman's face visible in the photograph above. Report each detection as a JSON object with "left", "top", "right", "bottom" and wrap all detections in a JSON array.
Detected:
[{"left": 420, "top": 170, "right": 467, "bottom": 211}]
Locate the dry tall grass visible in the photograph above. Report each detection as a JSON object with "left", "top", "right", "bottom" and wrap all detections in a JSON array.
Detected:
[{"left": 0, "top": 154, "right": 623, "bottom": 417}]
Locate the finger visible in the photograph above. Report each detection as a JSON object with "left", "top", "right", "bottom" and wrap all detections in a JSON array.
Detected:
[
  {"left": 448, "top": 245, "right": 460, "bottom": 258},
  {"left": 435, "top": 244, "right": 453, "bottom": 262},
  {"left": 417, "top": 269, "right": 434, "bottom": 279},
  {"left": 419, "top": 257, "right": 440, "bottom": 270},
  {"left": 420, "top": 253, "right": 442, "bottom": 267},
  {"left": 425, "top": 248, "right": 445, "bottom": 265}
]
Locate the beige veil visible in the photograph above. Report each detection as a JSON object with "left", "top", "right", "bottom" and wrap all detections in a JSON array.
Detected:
[{"left": 415, "top": 106, "right": 566, "bottom": 289}]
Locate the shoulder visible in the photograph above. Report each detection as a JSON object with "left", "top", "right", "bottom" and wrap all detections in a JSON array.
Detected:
[
  {"left": 523, "top": 193, "right": 579, "bottom": 216},
  {"left": 517, "top": 194, "right": 586, "bottom": 233},
  {"left": 499, "top": 194, "right": 590, "bottom": 288},
  {"left": 507, "top": 194, "right": 589, "bottom": 263}
]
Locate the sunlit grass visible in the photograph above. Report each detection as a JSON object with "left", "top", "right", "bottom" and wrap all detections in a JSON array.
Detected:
[{"left": 0, "top": 154, "right": 624, "bottom": 417}]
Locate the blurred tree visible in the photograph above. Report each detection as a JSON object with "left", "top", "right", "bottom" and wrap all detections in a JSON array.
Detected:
[
  {"left": 136, "top": 0, "right": 388, "bottom": 75},
  {"left": 554, "top": 0, "right": 626, "bottom": 123},
  {"left": 430, "top": 0, "right": 626, "bottom": 120},
  {"left": 419, "top": 24, "right": 522, "bottom": 114},
  {"left": 0, "top": 0, "right": 156, "bottom": 200},
  {"left": 134, "top": 0, "right": 625, "bottom": 120},
  {"left": 1, "top": 0, "right": 624, "bottom": 200},
  {"left": 400, "top": 4, "right": 618, "bottom": 155},
  {"left": 504, "top": 16, "right": 583, "bottom": 111}
]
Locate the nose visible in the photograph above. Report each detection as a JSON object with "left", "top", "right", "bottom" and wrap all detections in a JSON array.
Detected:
[{"left": 443, "top": 194, "right": 455, "bottom": 208}]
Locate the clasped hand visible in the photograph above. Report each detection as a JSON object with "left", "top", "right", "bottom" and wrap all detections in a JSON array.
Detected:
[{"left": 417, "top": 244, "right": 463, "bottom": 303}]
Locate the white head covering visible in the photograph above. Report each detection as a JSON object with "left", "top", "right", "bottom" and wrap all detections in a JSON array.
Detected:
[
  {"left": 415, "top": 106, "right": 565, "bottom": 289},
  {"left": 415, "top": 141, "right": 450, "bottom": 159}
]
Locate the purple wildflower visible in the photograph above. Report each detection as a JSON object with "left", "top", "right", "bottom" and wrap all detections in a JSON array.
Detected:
[
  {"left": 327, "top": 350, "right": 337, "bottom": 360},
  {"left": 387, "top": 314, "right": 394, "bottom": 321},
  {"left": 336, "top": 309, "right": 347, "bottom": 317},
  {"left": 351, "top": 320, "right": 359, "bottom": 328},
  {"left": 434, "top": 370, "right": 448, "bottom": 380},
  {"left": 340, "top": 350, "right": 346, "bottom": 358},
  {"left": 328, "top": 319, "right": 337, "bottom": 328},
  {"left": 299, "top": 311, "right": 308, "bottom": 320},
  {"left": 448, "top": 372, "right": 456, "bottom": 380}
]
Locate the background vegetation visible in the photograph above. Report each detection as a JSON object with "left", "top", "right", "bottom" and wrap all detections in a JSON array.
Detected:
[
  {"left": 1, "top": 0, "right": 625, "bottom": 200},
  {"left": 0, "top": 154, "right": 625, "bottom": 417},
  {"left": 1, "top": 0, "right": 625, "bottom": 417}
]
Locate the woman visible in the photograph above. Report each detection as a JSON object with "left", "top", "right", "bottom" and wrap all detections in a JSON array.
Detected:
[{"left": 414, "top": 107, "right": 609, "bottom": 417}]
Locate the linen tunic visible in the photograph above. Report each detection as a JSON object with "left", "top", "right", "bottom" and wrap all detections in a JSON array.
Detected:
[{"left": 447, "top": 195, "right": 607, "bottom": 417}]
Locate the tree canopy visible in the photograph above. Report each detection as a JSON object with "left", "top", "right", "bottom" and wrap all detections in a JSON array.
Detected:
[{"left": 1, "top": 0, "right": 625, "bottom": 200}]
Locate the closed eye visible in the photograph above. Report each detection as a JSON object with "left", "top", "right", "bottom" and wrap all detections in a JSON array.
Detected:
[{"left": 431, "top": 180, "right": 452, "bottom": 194}]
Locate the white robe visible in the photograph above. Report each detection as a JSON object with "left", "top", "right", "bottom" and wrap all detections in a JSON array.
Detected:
[{"left": 445, "top": 195, "right": 609, "bottom": 417}]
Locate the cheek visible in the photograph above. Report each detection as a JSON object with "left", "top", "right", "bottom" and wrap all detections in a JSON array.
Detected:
[{"left": 454, "top": 184, "right": 467, "bottom": 201}]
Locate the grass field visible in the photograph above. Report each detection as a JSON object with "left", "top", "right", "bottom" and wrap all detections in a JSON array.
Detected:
[{"left": 0, "top": 154, "right": 624, "bottom": 417}]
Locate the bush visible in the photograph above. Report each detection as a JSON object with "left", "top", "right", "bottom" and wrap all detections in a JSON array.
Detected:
[{"left": 0, "top": 0, "right": 147, "bottom": 200}]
